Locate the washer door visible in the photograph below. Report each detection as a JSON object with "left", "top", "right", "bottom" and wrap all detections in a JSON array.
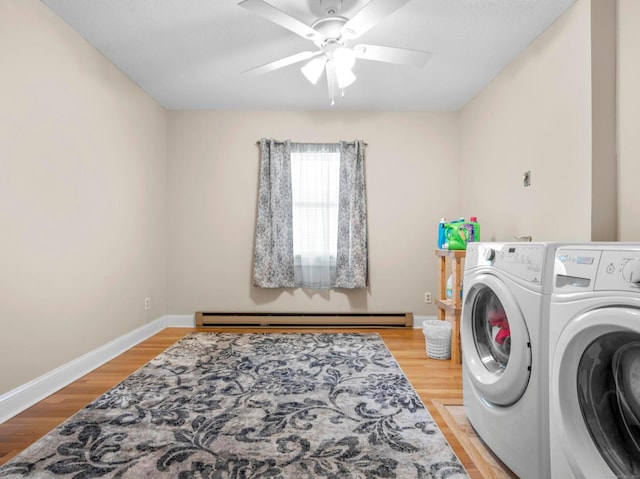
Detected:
[
  {"left": 461, "top": 273, "right": 532, "bottom": 406},
  {"left": 553, "top": 307, "right": 640, "bottom": 478}
]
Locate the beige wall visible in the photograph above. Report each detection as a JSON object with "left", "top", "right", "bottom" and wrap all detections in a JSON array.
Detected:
[
  {"left": 167, "top": 111, "right": 460, "bottom": 316},
  {"left": 459, "top": 0, "right": 600, "bottom": 242},
  {"left": 618, "top": 0, "right": 640, "bottom": 240},
  {"left": 0, "top": 0, "right": 168, "bottom": 395}
]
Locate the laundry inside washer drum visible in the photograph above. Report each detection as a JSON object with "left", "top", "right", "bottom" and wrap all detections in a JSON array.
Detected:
[
  {"left": 473, "top": 290, "right": 511, "bottom": 370},
  {"left": 577, "top": 333, "right": 640, "bottom": 476},
  {"left": 613, "top": 342, "right": 640, "bottom": 459}
]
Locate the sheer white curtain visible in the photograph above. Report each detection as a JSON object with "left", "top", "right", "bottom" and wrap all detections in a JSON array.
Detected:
[{"left": 290, "top": 143, "right": 340, "bottom": 288}]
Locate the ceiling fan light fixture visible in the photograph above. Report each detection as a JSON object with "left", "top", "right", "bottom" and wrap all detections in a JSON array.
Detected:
[
  {"left": 301, "top": 56, "right": 327, "bottom": 84},
  {"left": 335, "top": 64, "right": 356, "bottom": 89},
  {"left": 332, "top": 47, "right": 356, "bottom": 89},
  {"left": 333, "top": 47, "right": 356, "bottom": 70}
]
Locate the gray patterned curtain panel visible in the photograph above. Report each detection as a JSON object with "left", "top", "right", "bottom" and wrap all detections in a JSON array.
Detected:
[
  {"left": 335, "top": 140, "right": 369, "bottom": 289},
  {"left": 253, "top": 138, "right": 368, "bottom": 289},
  {"left": 252, "top": 139, "right": 295, "bottom": 288}
]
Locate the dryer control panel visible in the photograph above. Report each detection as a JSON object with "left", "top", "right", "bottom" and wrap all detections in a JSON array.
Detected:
[
  {"left": 596, "top": 251, "right": 640, "bottom": 291},
  {"left": 554, "top": 248, "right": 640, "bottom": 293}
]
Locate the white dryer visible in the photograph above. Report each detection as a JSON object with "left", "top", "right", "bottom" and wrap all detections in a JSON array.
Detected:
[
  {"left": 462, "top": 242, "right": 561, "bottom": 479},
  {"left": 549, "top": 244, "right": 640, "bottom": 479}
]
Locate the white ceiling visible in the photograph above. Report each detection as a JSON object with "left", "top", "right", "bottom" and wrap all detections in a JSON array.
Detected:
[{"left": 41, "top": 0, "right": 577, "bottom": 111}]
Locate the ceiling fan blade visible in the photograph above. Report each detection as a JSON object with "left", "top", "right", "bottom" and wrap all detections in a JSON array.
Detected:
[
  {"left": 353, "top": 44, "right": 432, "bottom": 67},
  {"left": 239, "top": 0, "right": 322, "bottom": 43},
  {"left": 341, "top": 0, "right": 411, "bottom": 40},
  {"left": 243, "top": 51, "right": 322, "bottom": 76}
]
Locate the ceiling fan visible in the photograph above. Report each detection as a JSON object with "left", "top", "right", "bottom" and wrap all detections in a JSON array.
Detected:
[{"left": 239, "top": 0, "right": 432, "bottom": 105}]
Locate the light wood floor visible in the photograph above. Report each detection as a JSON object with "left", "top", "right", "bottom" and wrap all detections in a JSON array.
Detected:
[{"left": 0, "top": 327, "right": 480, "bottom": 477}]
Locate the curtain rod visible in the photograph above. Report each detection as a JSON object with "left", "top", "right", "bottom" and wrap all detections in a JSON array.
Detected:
[{"left": 255, "top": 141, "right": 368, "bottom": 146}]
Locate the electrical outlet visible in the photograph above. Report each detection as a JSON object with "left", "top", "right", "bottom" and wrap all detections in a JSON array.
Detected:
[
  {"left": 424, "top": 292, "right": 432, "bottom": 304},
  {"left": 145, "top": 297, "right": 151, "bottom": 311}
]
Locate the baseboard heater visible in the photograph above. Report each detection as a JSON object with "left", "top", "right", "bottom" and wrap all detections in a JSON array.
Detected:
[{"left": 195, "top": 312, "right": 413, "bottom": 328}]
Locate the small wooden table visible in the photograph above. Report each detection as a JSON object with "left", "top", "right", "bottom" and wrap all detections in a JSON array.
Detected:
[{"left": 435, "top": 249, "right": 466, "bottom": 364}]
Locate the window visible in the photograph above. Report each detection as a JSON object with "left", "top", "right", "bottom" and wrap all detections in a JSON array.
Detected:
[{"left": 253, "top": 138, "right": 367, "bottom": 290}]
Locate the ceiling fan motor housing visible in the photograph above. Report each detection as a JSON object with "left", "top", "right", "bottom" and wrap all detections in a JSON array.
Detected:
[{"left": 311, "top": 16, "right": 348, "bottom": 48}]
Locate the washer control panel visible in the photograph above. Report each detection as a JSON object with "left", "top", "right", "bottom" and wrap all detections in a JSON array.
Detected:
[
  {"left": 467, "top": 242, "right": 545, "bottom": 284},
  {"left": 554, "top": 248, "right": 640, "bottom": 292}
]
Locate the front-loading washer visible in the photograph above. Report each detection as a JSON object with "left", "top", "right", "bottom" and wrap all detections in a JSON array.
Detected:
[
  {"left": 462, "top": 242, "right": 562, "bottom": 479},
  {"left": 549, "top": 244, "right": 640, "bottom": 479}
]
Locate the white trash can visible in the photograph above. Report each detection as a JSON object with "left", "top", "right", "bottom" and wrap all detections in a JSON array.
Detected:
[{"left": 422, "top": 319, "right": 452, "bottom": 360}]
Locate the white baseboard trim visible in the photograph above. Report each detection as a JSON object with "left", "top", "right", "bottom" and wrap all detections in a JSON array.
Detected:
[
  {"left": 413, "top": 315, "right": 438, "bottom": 328},
  {"left": 0, "top": 316, "right": 170, "bottom": 424}
]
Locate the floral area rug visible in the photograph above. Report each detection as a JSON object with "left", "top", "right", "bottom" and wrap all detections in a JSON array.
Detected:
[{"left": 0, "top": 333, "right": 469, "bottom": 478}]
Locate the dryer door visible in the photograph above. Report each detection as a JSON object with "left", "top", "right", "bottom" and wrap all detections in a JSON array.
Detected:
[
  {"left": 552, "top": 307, "right": 640, "bottom": 478},
  {"left": 461, "top": 273, "right": 532, "bottom": 406}
]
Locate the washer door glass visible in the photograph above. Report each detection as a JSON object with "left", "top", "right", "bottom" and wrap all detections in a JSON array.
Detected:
[
  {"left": 473, "top": 287, "right": 511, "bottom": 372},
  {"left": 462, "top": 274, "right": 532, "bottom": 407},
  {"left": 578, "top": 332, "right": 640, "bottom": 477}
]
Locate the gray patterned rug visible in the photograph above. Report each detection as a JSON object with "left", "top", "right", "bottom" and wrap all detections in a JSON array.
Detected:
[{"left": 0, "top": 333, "right": 469, "bottom": 478}]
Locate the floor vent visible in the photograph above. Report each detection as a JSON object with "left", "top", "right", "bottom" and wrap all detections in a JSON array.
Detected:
[{"left": 195, "top": 312, "right": 413, "bottom": 328}]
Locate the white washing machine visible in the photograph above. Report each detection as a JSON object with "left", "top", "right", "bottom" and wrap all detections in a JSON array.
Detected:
[
  {"left": 462, "top": 242, "right": 561, "bottom": 479},
  {"left": 549, "top": 244, "right": 640, "bottom": 479}
]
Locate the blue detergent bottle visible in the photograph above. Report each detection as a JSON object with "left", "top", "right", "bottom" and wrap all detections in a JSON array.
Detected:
[{"left": 438, "top": 218, "right": 447, "bottom": 249}]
